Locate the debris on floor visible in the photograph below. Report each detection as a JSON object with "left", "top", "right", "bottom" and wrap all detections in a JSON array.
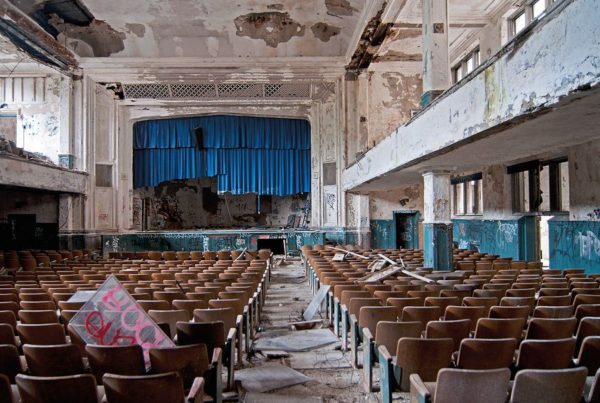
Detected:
[
  {"left": 235, "top": 364, "right": 312, "bottom": 392},
  {"left": 253, "top": 328, "right": 339, "bottom": 352},
  {"left": 243, "top": 257, "right": 395, "bottom": 402},
  {"left": 243, "top": 392, "right": 323, "bottom": 403}
]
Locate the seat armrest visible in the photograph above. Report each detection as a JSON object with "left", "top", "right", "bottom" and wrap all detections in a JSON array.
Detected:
[
  {"left": 409, "top": 374, "right": 431, "bottom": 403},
  {"left": 243, "top": 305, "right": 249, "bottom": 315},
  {"left": 363, "top": 327, "right": 374, "bottom": 343},
  {"left": 227, "top": 327, "right": 237, "bottom": 343},
  {"left": 212, "top": 347, "right": 223, "bottom": 367},
  {"left": 236, "top": 314, "right": 243, "bottom": 327},
  {"left": 187, "top": 377, "right": 205, "bottom": 403},
  {"left": 378, "top": 345, "right": 393, "bottom": 362},
  {"left": 349, "top": 313, "right": 357, "bottom": 325}
]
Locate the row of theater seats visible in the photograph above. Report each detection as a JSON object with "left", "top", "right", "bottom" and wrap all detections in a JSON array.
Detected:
[
  {"left": 1, "top": 250, "right": 96, "bottom": 271},
  {"left": 0, "top": 250, "right": 272, "bottom": 403},
  {"left": 107, "top": 249, "right": 273, "bottom": 262},
  {"left": 1, "top": 249, "right": 273, "bottom": 272},
  {"left": 303, "top": 245, "right": 600, "bottom": 403}
]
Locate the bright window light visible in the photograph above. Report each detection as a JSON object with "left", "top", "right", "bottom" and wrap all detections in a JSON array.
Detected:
[{"left": 514, "top": 12, "right": 527, "bottom": 34}]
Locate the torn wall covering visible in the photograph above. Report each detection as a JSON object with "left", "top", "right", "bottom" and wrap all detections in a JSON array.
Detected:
[{"left": 133, "top": 177, "right": 308, "bottom": 230}]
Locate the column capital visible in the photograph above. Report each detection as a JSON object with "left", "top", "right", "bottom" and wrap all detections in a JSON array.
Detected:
[{"left": 421, "top": 169, "right": 454, "bottom": 177}]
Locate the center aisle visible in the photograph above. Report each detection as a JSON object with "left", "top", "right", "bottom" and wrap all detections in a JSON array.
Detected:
[{"left": 238, "top": 257, "right": 386, "bottom": 402}]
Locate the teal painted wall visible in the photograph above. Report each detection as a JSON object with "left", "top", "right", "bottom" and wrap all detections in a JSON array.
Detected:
[
  {"left": 101, "top": 230, "right": 325, "bottom": 256},
  {"left": 424, "top": 223, "right": 453, "bottom": 270},
  {"left": 370, "top": 219, "right": 396, "bottom": 249},
  {"left": 324, "top": 228, "right": 358, "bottom": 246},
  {"left": 453, "top": 216, "right": 537, "bottom": 261},
  {"left": 549, "top": 219, "right": 600, "bottom": 273}
]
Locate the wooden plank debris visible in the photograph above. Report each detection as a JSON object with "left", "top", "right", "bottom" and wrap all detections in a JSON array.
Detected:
[{"left": 302, "top": 285, "right": 330, "bottom": 321}]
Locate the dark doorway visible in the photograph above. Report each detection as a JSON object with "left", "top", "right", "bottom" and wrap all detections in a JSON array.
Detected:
[
  {"left": 257, "top": 238, "right": 286, "bottom": 255},
  {"left": 8, "top": 214, "right": 36, "bottom": 250},
  {"left": 394, "top": 212, "right": 419, "bottom": 249}
]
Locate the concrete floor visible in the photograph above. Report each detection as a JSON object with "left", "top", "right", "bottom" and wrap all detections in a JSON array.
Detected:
[{"left": 239, "top": 257, "right": 410, "bottom": 403}]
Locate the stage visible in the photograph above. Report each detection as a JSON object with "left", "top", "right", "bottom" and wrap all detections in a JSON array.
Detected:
[{"left": 100, "top": 228, "right": 326, "bottom": 256}]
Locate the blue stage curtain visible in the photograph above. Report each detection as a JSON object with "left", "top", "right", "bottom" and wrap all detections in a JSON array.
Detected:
[{"left": 133, "top": 115, "right": 311, "bottom": 195}]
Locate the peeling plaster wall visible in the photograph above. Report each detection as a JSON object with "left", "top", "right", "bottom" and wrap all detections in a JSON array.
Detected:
[
  {"left": 368, "top": 184, "right": 424, "bottom": 250},
  {"left": 3, "top": 74, "right": 69, "bottom": 165},
  {"left": 343, "top": 0, "right": 600, "bottom": 192},
  {"left": 0, "top": 115, "right": 17, "bottom": 142},
  {"left": 132, "top": 178, "right": 307, "bottom": 230},
  {"left": 366, "top": 67, "right": 422, "bottom": 147},
  {"left": 482, "top": 164, "right": 512, "bottom": 220},
  {"left": 369, "top": 184, "right": 423, "bottom": 220},
  {"left": 0, "top": 188, "right": 58, "bottom": 224},
  {"left": 568, "top": 139, "right": 600, "bottom": 221}
]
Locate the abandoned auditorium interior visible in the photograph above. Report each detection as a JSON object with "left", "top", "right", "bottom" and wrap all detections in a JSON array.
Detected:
[{"left": 0, "top": 0, "right": 599, "bottom": 402}]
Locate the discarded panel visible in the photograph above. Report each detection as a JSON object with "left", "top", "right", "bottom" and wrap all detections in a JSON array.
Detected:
[
  {"left": 302, "top": 285, "right": 330, "bottom": 321},
  {"left": 331, "top": 253, "right": 346, "bottom": 262},
  {"left": 68, "top": 290, "right": 96, "bottom": 303},
  {"left": 360, "top": 266, "right": 404, "bottom": 283},
  {"left": 368, "top": 259, "right": 388, "bottom": 272},
  {"left": 245, "top": 392, "right": 322, "bottom": 403},
  {"left": 69, "top": 275, "right": 174, "bottom": 367},
  {"left": 253, "top": 329, "right": 338, "bottom": 352},
  {"left": 235, "top": 365, "right": 311, "bottom": 392}
]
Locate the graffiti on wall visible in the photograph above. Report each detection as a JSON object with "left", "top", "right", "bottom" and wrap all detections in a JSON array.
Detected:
[
  {"left": 496, "top": 222, "right": 518, "bottom": 249},
  {"left": 452, "top": 218, "right": 530, "bottom": 260},
  {"left": 575, "top": 230, "right": 600, "bottom": 260},
  {"left": 323, "top": 185, "right": 338, "bottom": 226}
]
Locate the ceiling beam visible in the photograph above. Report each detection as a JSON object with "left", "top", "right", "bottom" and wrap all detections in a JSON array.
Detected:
[{"left": 0, "top": 0, "right": 78, "bottom": 73}]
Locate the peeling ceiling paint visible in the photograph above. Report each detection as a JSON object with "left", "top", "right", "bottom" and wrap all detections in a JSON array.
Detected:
[
  {"left": 311, "top": 22, "right": 341, "bottom": 42},
  {"left": 9, "top": 0, "right": 366, "bottom": 58},
  {"left": 234, "top": 12, "right": 305, "bottom": 48}
]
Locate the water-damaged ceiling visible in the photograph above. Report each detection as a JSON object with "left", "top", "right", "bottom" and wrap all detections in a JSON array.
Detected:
[
  {"left": 375, "top": 0, "right": 510, "bottom": 64},
  {"left": 9, "top": 0, "right": 367, "bottom": 58}
]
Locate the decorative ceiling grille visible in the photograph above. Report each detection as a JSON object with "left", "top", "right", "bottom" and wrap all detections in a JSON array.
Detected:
[
  {"left": 171, "top": 83, "right": 216, "bottom": 98},
  {"left": 121, "top": 81, "right": 334, "bottom": 101},
  {"left": 123, "top": 83, "right": 171, "bottom": 99},
  {"left": 216, "top": 83, "right": 263, "bottom": 98}
]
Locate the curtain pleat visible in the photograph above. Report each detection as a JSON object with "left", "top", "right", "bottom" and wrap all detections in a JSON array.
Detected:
[{"left": 133, "top": 115, "right": 311, "bottom": 195}]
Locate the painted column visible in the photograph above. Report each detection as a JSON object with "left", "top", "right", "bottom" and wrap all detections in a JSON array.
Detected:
[
  {"left": 482, "top": 165, "right": 512, "bottom": 220},
  {"left": 58, "top": 74, "right": 75, "bottom": 169},
  {"left": 423, "top": 170, "right": 453, "bottom": 270},
  {"left": 421, "top": 0, "right": 450, "bottom": 107},
  {"left": 346, "top": 193, "right": 370, "bottom": 248}
]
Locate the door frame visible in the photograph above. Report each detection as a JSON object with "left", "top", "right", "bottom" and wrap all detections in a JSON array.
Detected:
[{"left": 393, "top": 210, "right": 420, "bottom": 249}]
